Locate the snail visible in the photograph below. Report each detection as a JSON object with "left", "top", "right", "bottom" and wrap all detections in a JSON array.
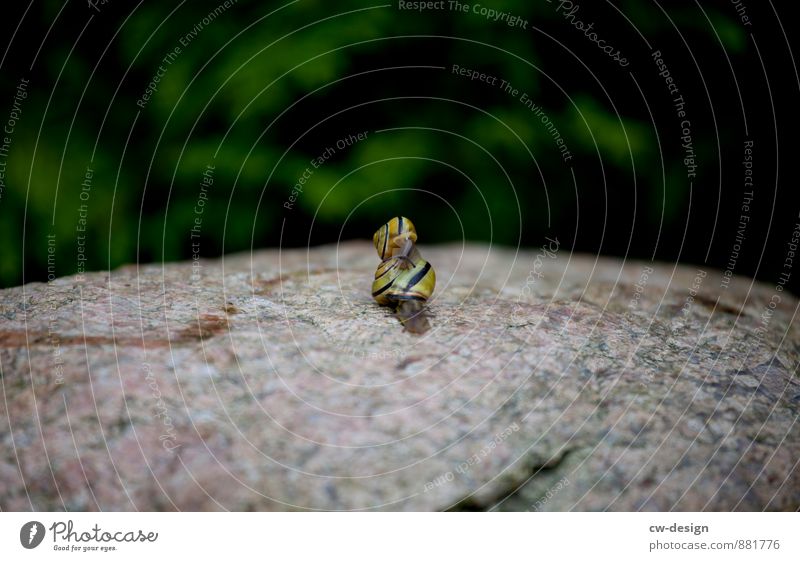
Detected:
[{"left": 372, "top": 216, "right": 436, "bottom": 334}]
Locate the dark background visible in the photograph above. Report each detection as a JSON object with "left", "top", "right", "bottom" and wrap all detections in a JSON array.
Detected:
[{"left": 1, "top": 0, "right": 797, "bottom": 293}]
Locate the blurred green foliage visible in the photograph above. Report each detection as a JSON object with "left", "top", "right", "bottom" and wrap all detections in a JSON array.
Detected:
[{"left": 0, "top": 0, "right": 761, "bottom": 287}]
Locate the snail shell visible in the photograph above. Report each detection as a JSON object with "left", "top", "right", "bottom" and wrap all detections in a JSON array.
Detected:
[{"left": 371, "top": 217, "right": 435, "bottom": 333}]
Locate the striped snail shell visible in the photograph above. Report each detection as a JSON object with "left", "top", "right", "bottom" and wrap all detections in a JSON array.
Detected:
[{"left": 371, "top": 217, "right": 436, "bottom": 333}]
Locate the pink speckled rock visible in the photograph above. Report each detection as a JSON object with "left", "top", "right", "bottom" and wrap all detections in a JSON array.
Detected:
[{"left": 0, "top": 242, "right": 798, "bottom": 511}]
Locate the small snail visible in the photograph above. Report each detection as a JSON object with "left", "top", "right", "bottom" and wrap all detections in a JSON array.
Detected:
[{"left": 372, "top": 216, "right": 436, "bottom": 334}]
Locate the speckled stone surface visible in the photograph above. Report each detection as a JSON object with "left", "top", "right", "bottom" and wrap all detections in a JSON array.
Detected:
[{"left": 1, "top": 242, "right": 798, "bottom": 511}]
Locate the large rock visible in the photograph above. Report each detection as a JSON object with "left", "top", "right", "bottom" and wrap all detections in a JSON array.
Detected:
[{"left": 1, "top": 242, "right": 798, "bottom": 511}]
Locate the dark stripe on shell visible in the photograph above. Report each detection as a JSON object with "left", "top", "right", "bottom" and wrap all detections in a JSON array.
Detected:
[
  {"left": 376, "top": 259, "right": 400, "bottom": 279},
  {"left": 381, "top": 223, "right": 389, "bottom": 259},
  {"left": 372, "top": 277, "right": 396, "bottom": 297},
  {"left": 403, "top": 262, "right": 431, "bottom": 293},
  {"left": 389, "top": 294, "right": 426, "bottom": 301}
]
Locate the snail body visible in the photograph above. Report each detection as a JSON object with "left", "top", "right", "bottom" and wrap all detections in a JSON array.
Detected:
[{"left": 371, "top": 216, "right": 435, "bottom": 333}]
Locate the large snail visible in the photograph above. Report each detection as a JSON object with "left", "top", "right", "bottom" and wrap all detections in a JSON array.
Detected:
[{"left": 372, "top": 216, "right": 436, "bottom": 334}]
